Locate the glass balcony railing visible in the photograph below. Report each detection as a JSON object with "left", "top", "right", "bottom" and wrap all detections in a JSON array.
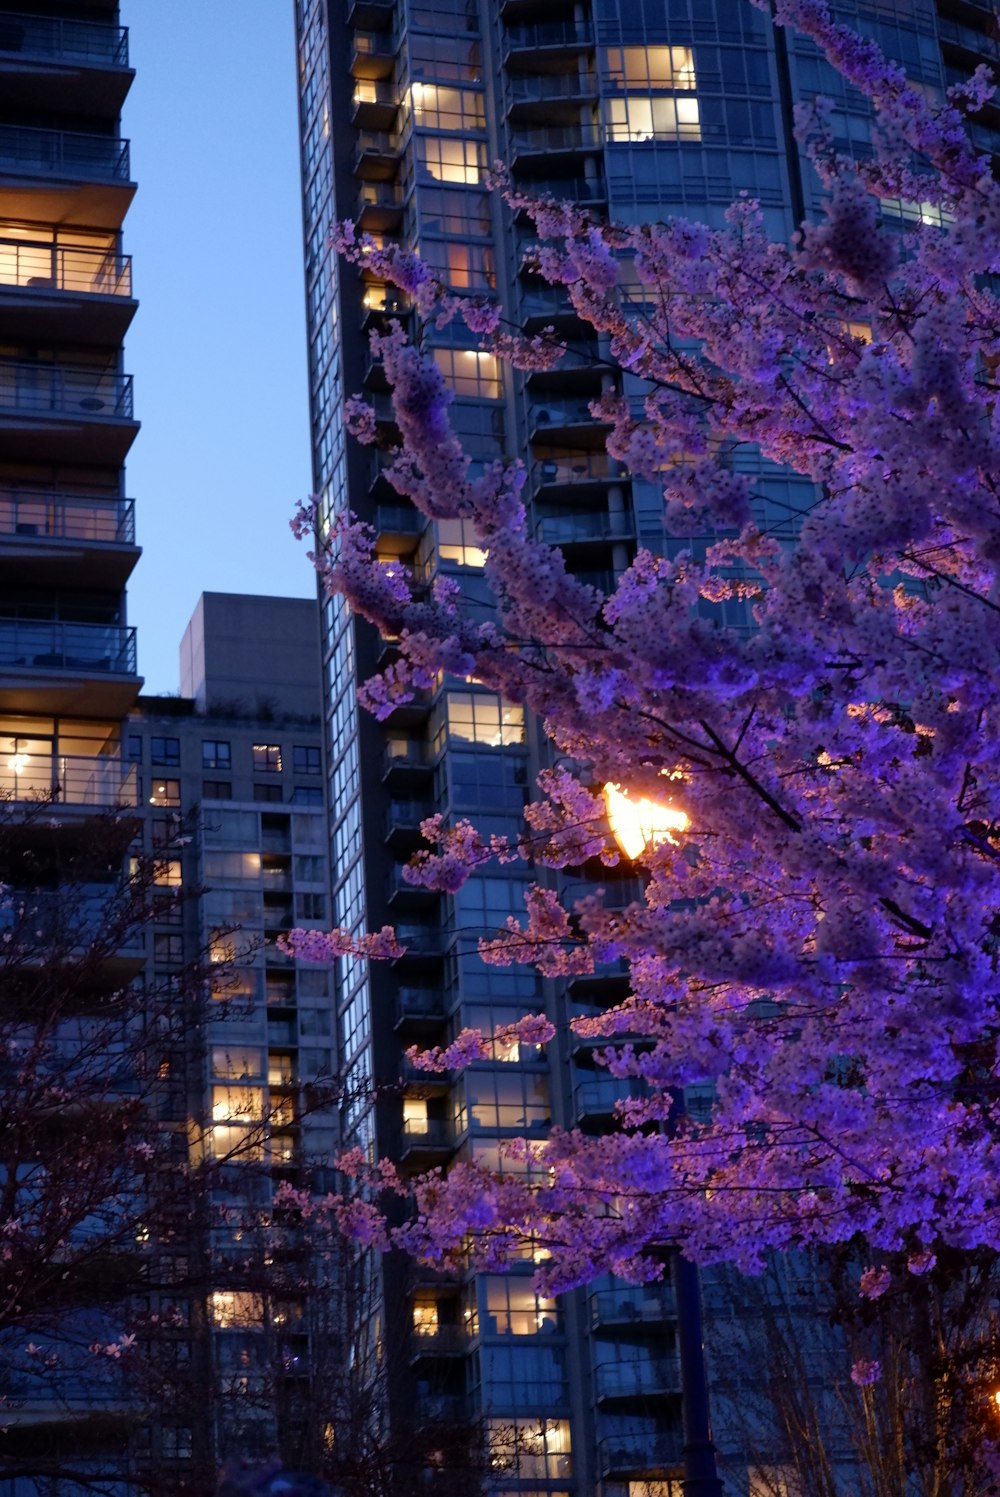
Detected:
[
  {"left": 594, "top": 1358, "right": 682, "bottom": 1399},
  {"left": 0, "top": 751, "right": 137, "bottom": 807},
  {"left": 590, "top": 1286, "right": 676, "bottom": 1329},
  {"left": 507, "top": 73, "right": 598, "bottom": 104},
  {"left": 0, "top": 491, "right": 134, "bottom": 545},
  {"left": 511, "top": 124, "right": 603, "bottom": 155},
  {"left": 0, "top": 125, "right": 130, "bottom": 182},
  {"left": 533, "top": 453, "right": 619, "bottom": 487},
  {"left": 535, "top": 511, "right": 634, "bottom": 545},
  {"left": 0, "top": 360, "right": 134, "bottom": 419},
  {"left": 0, "top": 620, "right": 137, "bottom": 675},
  {"left": 0, "top": 12, "right": 129, "bottom": 66},
  {"left": 598, "top": 1433, "right": 683, "bottom": 1476},
  {"left": 505, "top": 20, "right": 593, "bottom": 50},
  {"left": 0, "top": 237, "right": 131, "bottom": 297}
]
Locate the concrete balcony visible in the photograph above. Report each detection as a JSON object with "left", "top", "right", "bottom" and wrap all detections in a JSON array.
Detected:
[
  {"left": 352, "top": 78, "right": 399, "bottom": 130},
  {"left": 394, "top": 984, "right": 447, "bottom": 1033},
  {"left": 0, "top": 492, "right": 137, "bottom": 590},
  {"left": 382, "top": 735, "right": 432, "bottom": 784},
  {"left": 0, "top": 236, "right": 135, "bottom": 344},
  {"left": 400, "top": 1115, "right": 454, "bottom": 1163},
  {"left": 347, "top": 0, "right": 394, "bottom": 27},
  {"left": 0, "top": 620, "right": 138, "bottom": 716},
  {"left": 0, "top": 125, "right": 134, "bottom": 229},
  {"left": 0, "top": 360, "right": 138, "bottom": 464},
  {"left": 351, "top": 29, "right": 395, "bottom": 79},
  {"left": 0, "top": 11, "right": 132, "bottom": 114},
  {"left": 386, "top": 863, "right": 438, "bottom": 906},
  {"left": 357, "top": 180, "right": 404, "bottom": 232},
  {"left": 409, "top": 1324, "right": 468, "bottom": 1361},
  {"left": 353, "top": 129, "right": 402, "bottom": 182},
  {"left": 384, "top": 797, "right": 433, "bottom": 846},
  {"left": 373, "top": 504, "right": 423, "bottom": 554},
  {"left": 0, "top": 751, "right": 138, "bottom": 809}
]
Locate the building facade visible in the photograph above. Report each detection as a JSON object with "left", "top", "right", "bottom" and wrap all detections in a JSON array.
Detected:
[{"left": 291, "top": 2, "right": 1000, "bottom": 1494}]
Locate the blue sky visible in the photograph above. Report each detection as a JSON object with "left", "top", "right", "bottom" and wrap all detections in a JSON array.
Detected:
[{"left": 122, "top": 2, "right": 313, "bottom": 694}]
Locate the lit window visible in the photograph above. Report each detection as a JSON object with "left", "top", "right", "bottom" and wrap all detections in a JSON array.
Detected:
[
  {"left": 605, "top": 94, "right": 701, "bottom": 142},
  {"left": 604, "top": 45, "right": 697, "bottom": 90},
  {"left": 149, "top": 778, "right": 180, "bottom": 807},
  {"left": 152, "top": 858, "right": 182, "bottom": 887},
  {"left": 410, "top": 82, "right": 485, "bottom": 132},
  {"left": 403, "top": 1095, "right": 429, "bottom": 1133},
  {"left": 433, "top": 348, "right": 501, "bottom": 399},
  {"left": 437, "top": 518, "right": 487, "bottom": 568},
  {"left": 211, "top": 1046, "right": 262, "bottom": 1080},
  {"left": 445, "top": 692, "right": 524, "bottom": 747},
  {"left": 209, "top": 1291, "right": 263, "bottom": 1330},
  {"left": 252, "top": 743, "right": 283, "bottom": 773},
  {"left": 418, "top": 136, "right": 485, "bottom": 185},
  {"left": 484, "top": 1276, "right": 559, "bottom": 1335},
  {"left": 488, "top": 1419, "right": 572, "bottom": 1480}
]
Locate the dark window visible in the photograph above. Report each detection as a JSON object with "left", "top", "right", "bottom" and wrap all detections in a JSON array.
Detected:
[
  {"left": 202, "top": 740, "right": 231, "bottom": 770},
  {"left": 126, "top": 733, "right": 143, "bottom": 761},
  {"left": 202, "top": 780, "right": 232, "bottom": 802},
  {"left": 291, "top": 785, "right": 323, "bottom": 806},
  {"left": 292, "top": 745, "right": 322, "bottom": 775},
  {"left": 254, "top": 783, "right": 283, "bottom": 803},
  {"left": 150, "top": 778, "right": 181, "bottom": 807},
  {"left": 154, "top": 933, "right": 184, "bottom": 966},
  {"left": 253, "top": 743, "right": 282, "bottom": 773},
  {"left": 296, "top": 892, "right": 326, "bottom": 921},
  {"left": 151, "top": 736, "right": 180, "bottom": 767}
]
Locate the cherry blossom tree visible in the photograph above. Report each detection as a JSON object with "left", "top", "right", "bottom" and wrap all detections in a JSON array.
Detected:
[{"left": 293, "top": 0, "right": 1000, "bottom": 1379}]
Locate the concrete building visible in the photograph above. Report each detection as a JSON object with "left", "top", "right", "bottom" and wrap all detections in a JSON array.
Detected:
[{"left": 293, "top": 1, "right": 1000, "bottom": 1493}]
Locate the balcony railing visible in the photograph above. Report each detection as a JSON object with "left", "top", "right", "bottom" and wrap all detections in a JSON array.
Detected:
[
  {"left": 507, "top": 73, "right": 598, "bottom": 104},
  {"left": 0, "top": 125, "right": 130, "bottom": 182},
  {"left": 536, "top": 511, "right": 634, "bottom": 545},
  {"left": 533, "top": 453, "right": 619, "bottom": 487},
  {"left": 594, "top": 1358, "right": 682, "bottom": 1400},
  {"left": 505, "top": 20, "right": 593, "bottom": 51},
  {"left": 401, "top": 1117, "right": 454, "bottom": 1150},
  {"left": 0, "top": 751, "right": 137, "bottom": 807},
  {"left": 0, "top": 12, "right": 129, "bottom": 66},
  {"left": 396, "top": 985, "right": 446, "bottom": 1023},
  {"left": 0, "top": 491, "right": 134, "bottom": 545},
  {"left": 0, "top": 237, "right": 132, "bottom": 297},
  {"left": 590, "top": 1286, "right": 676, "bottom": 1329},
  {"left": 0, "top": 620, "right": 137, "bottom": 675},
  {"left": 598, "top": 1433, "right": 683, "bottom": 1476},
  {"left": 512, "top": 124, "right": 604, "bottom": 155},
  {"left": 0, "top": 361, "right": 134, "bottom": 419}
]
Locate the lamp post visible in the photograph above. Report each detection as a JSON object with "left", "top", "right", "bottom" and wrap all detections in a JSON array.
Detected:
[{"left": 602, "top": 783, "right": 724, "bottom": 1497}]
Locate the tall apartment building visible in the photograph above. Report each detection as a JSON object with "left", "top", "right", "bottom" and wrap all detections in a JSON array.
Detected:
[{"left": 291, "top": 3, "right": 1000, "bottom": 1495}]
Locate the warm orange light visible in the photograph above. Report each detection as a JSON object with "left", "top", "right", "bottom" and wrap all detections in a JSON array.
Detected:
[{"left": 603, "top": 781, "right": 688, "bottom": 860}]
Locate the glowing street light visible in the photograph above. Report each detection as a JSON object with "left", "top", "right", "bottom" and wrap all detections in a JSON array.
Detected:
[{"left": 603, "top": 781, "right": 688, "bottom": 860}]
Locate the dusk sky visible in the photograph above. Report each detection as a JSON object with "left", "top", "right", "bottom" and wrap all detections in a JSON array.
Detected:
[{"left": 122, "top": 2, "right": 313, "bottom": 695}]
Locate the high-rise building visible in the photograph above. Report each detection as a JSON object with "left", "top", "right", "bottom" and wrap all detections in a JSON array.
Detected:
[{"left": 293, "top": 2, "right": 1000, "bottom": 1493}]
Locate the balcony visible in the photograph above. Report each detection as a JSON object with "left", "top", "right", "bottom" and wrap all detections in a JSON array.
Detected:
[
  {"left": 374, "top": 505, "right": 423, "bottom": 554},
  {"left": 574, "top": 1075, "right": 646, "bottom": 1127},
  {"left": 529, "top": 400, "right": 609, "bottom": 445},
  {"left": 352, "top": 78, "right": 399, "bottom": 130},
  {"left": 393, "top": 923, "right": 446, "bottom": 962},
  {"left": 361, "top": 282, "right": 411, "bottom": 329},
  {"left": 504, "top": 20, "right": 594, "bottom": 62},
  {"left": 0, "top": 750, "right": 137, "bottom": 809},
  {"left": 387, "top": 863, "right": 438, "bottom": 907},
  {"left": 531, "top": 452, "right": 621, "bottom": 496},
  {"left": 351, "top": 30, "right": 395, "bottom": 79},
  {"left": 594, "top": 1358, "right": 682, "bottom": 1402},
  {"left": 937, "top": 14, "right": 1000, "bottom": 64},
  {"left": 0, "top": 12, "right": 132, "bottom": 114},
  {"left": 535, "top": 510, "right": 635, "bottom": 554},
  {"left": 0, "top": 492, "right": 137, "bottom": 589},
  {"left": 0, "top": 236, "right": 135, "bottom": 343},
  {"left": 384, "top": 797, "right": 433, "bottom": 845},
  {"left": 510, "top": 123, "right": 604, "bottom": 163},
  {"left": 400, "top": 1115, "right": 454, "bottom": 1163},
  {"left": 506, "top": 71, "right": 599, "bottom": 117},
  {"left": 598, "top": 1433, "right": 683, "bottom": 1479},
  {"left": 409, "top": 1324, "right": 468, "bottom": 1360},
  {"left": 395, "top": 984, "right": 447, "bottom": 1031},
  {"left": 0, "top": 884, "right": 146, "bottom": 967},
  {"left": 0, "top": 360, "right": 138, "bottom": 464},
  {"left": 347, "top": 0, "right": 394, "bottom": 27},
  {"left": 590, "top": 1286, "right": 676, "bottom": 1333},
  {"left": 0, "top": 126, "right": 134, "bottom": 230},
  {"left": 0, "top": 620, "right": 138, "bottom": 715},
  {"left": 354, "top": 129, "right": 401, "bottom": 181},
  {"left": 382, "top": 736, "right": 432, "bottom": 784},
  {"left": 357, "top": 180, "right": 404, "bottom": 231}
]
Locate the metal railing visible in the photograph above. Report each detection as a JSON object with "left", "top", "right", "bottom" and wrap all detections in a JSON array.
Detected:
[
  {"left": 512, "top": 124, "right": 603, "bottom": 154},
  {"left": 594, "top": 1359, "right": 683, "bottom": 1399},
  {"left": 0, "top": 125, "right": 130, "bottom": 181},
  {"left": 0, "top": 620, "right": 137, "bottom": 675},
  {"left": 0, "top": 360, "right": 134, "bottom": 418},
  {"left": 0, "top": 236, "right": 131, "bottom": 297},
  {"left": 533, "top": 453, "right": 618, "bottom": 487},
  {"left": 0, "top": 12, "right": 129, "bottom": 66},
  {"left": 590, "top": 1286, "right": 676, "bottom": 1328},
  {"left": 505, "top": 20, "right": 593, "bottom": 50},
  {"left": 0, "top": 491, "right": 134, "bottom": 544},
  {"left": 0, "top": 752, "right": 137, "bottom": 807},
  {"left": 507, "top": 72, "right": 598, "bottom": 103}
]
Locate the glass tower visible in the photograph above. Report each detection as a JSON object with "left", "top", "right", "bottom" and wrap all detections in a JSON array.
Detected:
[{"left": 292, "top": 0, "right": 1000, "bottom": 1491}]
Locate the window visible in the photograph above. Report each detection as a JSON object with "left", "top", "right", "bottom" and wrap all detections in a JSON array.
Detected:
[
  {"left": 161, "top": 1428, "right": 193, "bottom": 1461},
  {"left": 212, "top": 1085, "right": 264, "bottom": 1123},
  {"left": 605, "top": 95, "right": 701, "bottom": 143},
  {"left": 204, "top": 851, "right": 262, "bottom": 882},
  {"left": 203, "top": 779, "right": 232, "bottom": 801},
  {"left": 443, "top": 693, "right": 524, "bottom": 747},
  {"left": 483, "top": 1276, "right": 559, "bottom": 1335},
  {"left": 294, "top": 854, "right": 324, "bottom": 882},
  {"left": 292, "top": 745, "right": 322, "bottom": 775},
  {"left": 295, "top": 892, "right": 326, "bottom": 921},
  {"left": 291, "top": 785, "right": 323, "bottom": 806},
  {"left": 254, "top": 783, "right": 283, "bottom": 803},
  {"left": 202, "top": 740, "right": 231, "bottom": 770},
  {"left": 211, "top": 1046, "right": 263, "bottom": 1079},
  {"left": 154, "top": 933, "right": 184, "bottom": 966},
  {"left": 149, "top": 777, "right": 181, "bottom": 807},
  {"left": 253, "top": 743, "right": 283, "bottom": 773},
  {"left": 488, "top": 1419, "right": 572, "bottom": 1480},
  {"left": 604, "top": 45, "right": 697, "bottom": 90},
  {"left": 436, "top": 517, "right": 487, "bottom": 568},
  {"left": 152, "top": 858, "right": 182, "bottom": 887},
  {"left": 126, "top": 733, "right": 142, "bottom": 761},
  {"left": 410, "top": 82, "right": 485, "bottom": 133},
  {"left": 417, "top": 136, "right": 485, "bottom": 185},
  {"left": 150, "top": 736, "right": 180, "bottom": 766},
  {"left": 433, "top": 347, "right": 501, "bottom": 399},
  {"left": 466, "top": 1073, "right": 550, "bottom": 1132},
  {"left": 209, "top": 1291, "right": 263, "bottom": 1330}
]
